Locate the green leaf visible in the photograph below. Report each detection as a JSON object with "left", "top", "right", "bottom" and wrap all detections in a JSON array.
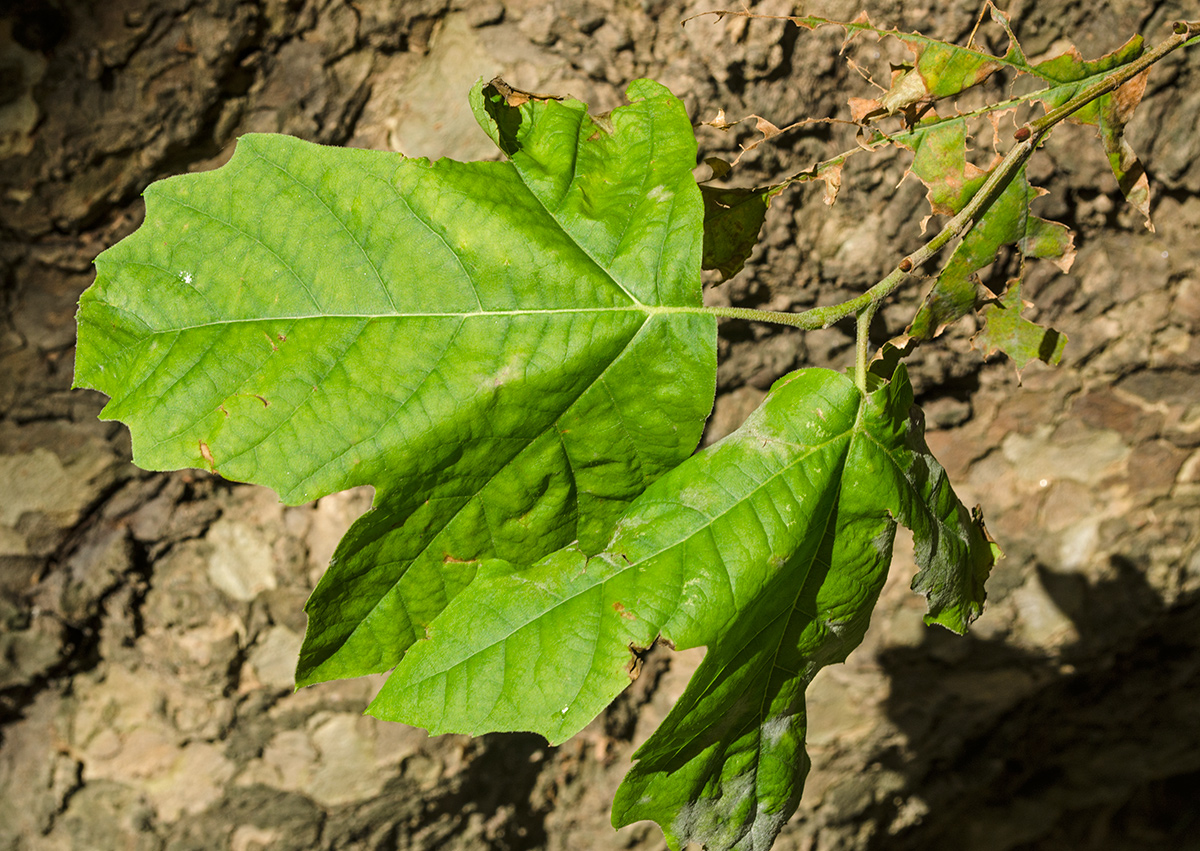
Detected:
[
  {"left": 1031, "top": 36, "right": 1153, "bottom": 228},
  {"left": 613, "top": 366, "right": 995, "bottom": 849},
  {"left": 971, "top": 280, "right": 1067, "bottom": 369},
  {"left": 906, "top": 135, "right": 1074, "bottom": 340},
  {"left": 74, "top": 79, "right": 716, "bottom": 687},
  {"left": 877, "top": 35, "right": 1007, "bottom": 116},
  {"left": 370, "top": 366, "right": 995, "bottom": 850},
  {"left": 700, "top": 185, "right": 773, "bottom": 280},
  {"left": 368, "top": 369, "right": 851, "bottom": 742}
]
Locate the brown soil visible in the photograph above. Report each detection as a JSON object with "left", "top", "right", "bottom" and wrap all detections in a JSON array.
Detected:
[{"left": 2, "top": 1, "right": 1199, "bottom": 849}]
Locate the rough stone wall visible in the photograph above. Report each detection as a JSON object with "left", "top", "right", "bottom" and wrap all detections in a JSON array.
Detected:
[{"left": 1, "top": 1, "right": 1198, "bottom": 849}]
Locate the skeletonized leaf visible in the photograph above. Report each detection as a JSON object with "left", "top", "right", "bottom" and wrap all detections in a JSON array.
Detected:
[
  {"left": 74, "top": 79, "right": 716, "bottom": 688},
  {"left": 1031, "top": 36, "right": 1153, "bottom": 229},
  {"left": 702, "top": 6, "right": 1156, "bottom": 236}
]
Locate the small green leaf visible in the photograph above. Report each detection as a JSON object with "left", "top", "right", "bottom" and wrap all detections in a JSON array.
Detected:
[
  {"left": 1031, "top": 37, "right": 1153, "bottom": 228},
  {"left": 74, "top": 79, "right": 716, "bottom": 688},
  {"left": 701, "top": 185, "right": 774, "bottom": 280},
  {"left": 971, "top": 280, "right": 1067, "bottom": 369},
  {"left": 878, "top": 37, "right": 1005, "bottom": 116},
  {"left": 906, "top": 116, "right": 985, "bottom": 217},
  {"left": 907, "top": 149, "right": 1073, "bottom": 340}
]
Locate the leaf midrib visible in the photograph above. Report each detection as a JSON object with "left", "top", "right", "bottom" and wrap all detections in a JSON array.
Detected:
[{"left": 122, "top": 305, "right": 660, "bottom": 335}]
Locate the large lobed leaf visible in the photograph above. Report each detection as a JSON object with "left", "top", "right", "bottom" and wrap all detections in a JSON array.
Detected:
[
  {"left": 376, "top": 365, "right": 996, "bottom": 850},
  {"left": 75, "top": 79, "right": 716, "bottom": 686},
  {"left": 75, "top": 66, "right": 1001, "bottom": 851}
]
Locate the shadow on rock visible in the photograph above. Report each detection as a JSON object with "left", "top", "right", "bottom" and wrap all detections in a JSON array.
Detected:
[{"left": 870, "top": 559, "right": 1200, "bottom": 851}]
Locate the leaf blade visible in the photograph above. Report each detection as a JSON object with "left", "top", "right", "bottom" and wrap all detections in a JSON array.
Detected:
[
  {"left": 366, "top": 367, "right": 994, "bottom": 851},
  {"left": 74, "top": 81, "right": 717, "bottom": 688},
  {"left": 971, "top": 280, "right": 1067, "bottom": 370},
  {"left": 613, "top": 365, "right": 996, "bottom": 850},
  {"left": 907, "top": 157, "right": 1073, "bottom": 341},
  {"left": 370, "top": 369, "right": 861, "bottom": 743}
]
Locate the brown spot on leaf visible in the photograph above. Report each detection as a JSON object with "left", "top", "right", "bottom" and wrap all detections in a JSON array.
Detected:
[
  {"left": 880, "top": 68, "right": 929, "bottom": 116},
  {"left": 626, "top": 653, "right": 643, "bottom": 680},
  {"left": 820, "top": 163, "right": 844, "bottom": 205},
  {"left": 488, "top": 76, "right": 564, "bottom": 107},
  {"left": 754, "top": 115, "right": 781, "bottom": 140},
  {"left": 612, "top": 601, "right": 635, "bottom": 621},
  {"left": 198, "top": 440, "right": 215, "bottom": 469},
  {"left": 704, "top": 108, "right": 735, "bottom": 130},
  {"left": 848, "top": 97, "right": 883, "bottom": 122},
  {"left": 626, "top": 641, "right": 651, "bottom": 680}
]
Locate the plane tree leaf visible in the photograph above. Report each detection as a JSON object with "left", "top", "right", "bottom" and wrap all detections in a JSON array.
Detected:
[
  {"left": 905, "top": 121, "right": 1074, "bottom": 340},
  {"left": 371, "top": 366, "right": 996, "bottom": 851},
  {"left": 74, "top": 78, "right": 716, "bottom": 687},
  {"left": 701, "top": 185, "right": 775, "bottom": 280},
  {"left": 971, "top": 280, "right": 1067, "bottom": 368},
  {"left": 872, "top": 26, "right": 1010, "bottom": 116},
  {"left": 612, "top": 365, "right": 996, "bottom": 849},
  {"left": 1030, "top": 36, "right": 1153, "bottom": 228}
]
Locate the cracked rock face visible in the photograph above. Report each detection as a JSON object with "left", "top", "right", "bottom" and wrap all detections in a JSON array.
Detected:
[{"left": 2, "top": 1, "right": 1199, "bottom": 849}]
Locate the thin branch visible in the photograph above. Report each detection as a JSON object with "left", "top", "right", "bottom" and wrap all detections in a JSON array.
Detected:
[
  {"left": 698, "top": 18, "right": 1198, "bottom": 372},
  {"left": 854, "top": 305, "right": 876, "bottom": 393}
]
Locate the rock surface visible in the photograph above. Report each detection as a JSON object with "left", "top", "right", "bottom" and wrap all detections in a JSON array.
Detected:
[{"left": 1, "top": 1, "right": 1198, "bottom": 849}]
